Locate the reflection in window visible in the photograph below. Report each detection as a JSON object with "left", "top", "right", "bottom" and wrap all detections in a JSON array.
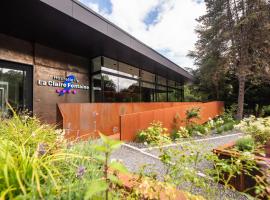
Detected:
[
  {"left": 103, "top": 74, "right": 118, "bottom": 102},
  {"left": 92, "top": 56, "right": 101, "bottom": 72},
  {"left": 168, "top": 80, "right": 175, "bottom": 88},
  {"left": 157, "top": 75, "right": 167, "bottom": 86},
  {"left": 141, "top": 82, "right": 155, "bottom": 102},
  {"left": 156, "top": 85, "right": 167, "bottom": 102},
  {"left": 118, "top": 62, "right": 139, "bottom": 79},
  {"left": 0, "top": 68, "right": 24, "bottom": 115},
  {"left": 118, "top": 77, "right": 140, "bottom": 102},
  {"left": 141, "top": 70, "right": 155, "bottom": 83},
  {"left": 92, "top": 74, "right": 102, "bottom": 102},
  {"left": 102, "top": 57, "right": 118, "bottom": 74}
]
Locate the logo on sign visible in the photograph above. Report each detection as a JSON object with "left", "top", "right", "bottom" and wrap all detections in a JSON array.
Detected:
[{"left": 56, "top": 75, "right": 77, "bottom": 96}]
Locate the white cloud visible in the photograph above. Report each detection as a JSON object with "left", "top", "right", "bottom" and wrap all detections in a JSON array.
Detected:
[{"left": 81, "top": 0, "right": 205, "bottom": 69}]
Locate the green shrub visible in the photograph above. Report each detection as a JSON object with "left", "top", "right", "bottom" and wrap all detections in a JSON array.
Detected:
[
  {"left": 216, "top": 127, "right": 223, "bottom": 134},
  {"left": 171, "top": 127, "right": 189, "bottom": 140},
  {"left": 235, "top": 116, "right": 270, "bottom": 145},
  {"left": 137, "top": 121, "right": 171, "bottom": 145},
  {"left": 223, "top": 122, "right": 234, "bottom": 132},
  {"left": 192, "top": 124, "right": 209, "bottom": 135},
  {"left": 235, "top": 136, "right": 255, "bottom": 152}
]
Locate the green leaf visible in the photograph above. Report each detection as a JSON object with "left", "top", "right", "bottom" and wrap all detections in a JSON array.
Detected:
[
  {"left": 108, "top": 174, "right": 122, "bottom": 185},
  {"left": 84, "top": 180, "right": 108, "bottom": 200},
  {"left": 107, "top": 139, "right": 122, "bottom": 150},
  {"left": 109, "top": 161, "right": 128, "bottom": 173}
]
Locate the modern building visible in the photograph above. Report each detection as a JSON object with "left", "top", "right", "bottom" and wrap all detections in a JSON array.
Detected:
[{"left": 0, "top": 0, "right": 193, "bottom": 123}]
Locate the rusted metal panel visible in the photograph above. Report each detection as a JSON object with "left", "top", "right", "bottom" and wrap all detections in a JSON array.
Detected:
[
  {"left": 120, "top": 102, "right": 224, "bottom": 141},
  {"left": 58, "top": 102, "right": 223, "bottom": 141}
]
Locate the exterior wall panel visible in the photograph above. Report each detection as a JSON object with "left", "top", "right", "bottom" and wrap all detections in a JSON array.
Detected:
[
  {"left": 40, "top": 0, "right": 73, "bottom": 17},
  {"left": 72, "top": 3, "right": 108, "bottom": 35}
]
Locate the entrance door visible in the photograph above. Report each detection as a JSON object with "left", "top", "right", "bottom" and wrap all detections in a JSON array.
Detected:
[{"left": 0, "top": 60, "right": 33, "bottom": 116}]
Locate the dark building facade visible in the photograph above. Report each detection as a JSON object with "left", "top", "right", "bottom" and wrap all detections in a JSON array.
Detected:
[{"left": 0, "top": 0, "right": 193, "bottom": 123}]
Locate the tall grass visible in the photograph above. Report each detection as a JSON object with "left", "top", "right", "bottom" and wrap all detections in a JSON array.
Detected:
[{"left": 0, "top": 110, "right": 103, "bottom": 199}]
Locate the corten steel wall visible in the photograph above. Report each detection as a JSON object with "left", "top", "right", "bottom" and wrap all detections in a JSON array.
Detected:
[
  {"left": 57, "top": 102, "right": 200, "bottom": 140},
  {"left": 120, "top": 101, "right": 224, "bottom": 141}
]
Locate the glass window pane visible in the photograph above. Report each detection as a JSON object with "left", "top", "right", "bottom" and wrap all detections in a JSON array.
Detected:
[
  {"left": 91, "top": 74, "right": 102, "bottom": 102},
  {"left": 141, "top": 82, "right": 155, "bottom": 102},
  {"left": 156, "top": 85, "right": 167, "bottom": 102},
  {"left": 168, "top": 87, "right": 181, "bottom": 102},
  {"left": 92, "top": 56, "right": 101, "bottom": 72},
  {"left": 175, "top": 81, "right": 183, "bottom": 89},
  {"left": 141, "top": 70, "right": 155, "bottom": 82},
  {"left": 168, "top": 80, "right": 175, "bottom": 88},
  {"left": 118, "top": 77, "right": 140, "bottom": 102},
  {"left": 157, "top": 75, "right": 167, "bottom": 86},
  {"left": 103, "top": 74, "right": 119, "bottom": 102},
  {"left": 0, "top": 68, "right": 24, "bottom": 115},
  {"left": 102, "top": 57, "right": 118, "bottom": 74},
  {"left": 118, "top": 62, "right": 139, "bottom": 79}
]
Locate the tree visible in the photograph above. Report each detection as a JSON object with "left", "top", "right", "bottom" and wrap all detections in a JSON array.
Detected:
[{"left": 191, "top": 0, "right": 270, "bottom": 119}]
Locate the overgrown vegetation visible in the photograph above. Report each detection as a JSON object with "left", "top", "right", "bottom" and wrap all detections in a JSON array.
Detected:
[
  {"left": 0, "top": 109, "right": 130, "bottom": 199},
  {"left": 136, "top": 121, "right": 171, "bottom": 145},
  {"left": 235, "top": 136, "right": 255, "bottom": 152},
  {"left": 137, "top": 107, "right": 237, "bottom": 145}
]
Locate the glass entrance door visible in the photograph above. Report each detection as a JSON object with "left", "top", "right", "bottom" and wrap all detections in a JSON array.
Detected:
[{"left": 0, "top": 60, "right": 32, "bottom": 116}]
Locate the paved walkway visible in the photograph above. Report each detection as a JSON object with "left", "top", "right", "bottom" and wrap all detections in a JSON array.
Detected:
[{"left": 111, "top": 132, "right": 249, "bottom": 200}]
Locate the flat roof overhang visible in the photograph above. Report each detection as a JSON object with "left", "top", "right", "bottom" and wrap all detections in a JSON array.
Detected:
[{"left": 0, "top": 0, "right": 193, "bottom": 82}]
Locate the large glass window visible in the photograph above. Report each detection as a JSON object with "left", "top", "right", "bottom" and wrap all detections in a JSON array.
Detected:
[
  {"left": 168, "top": 87, "right": 182, "bottom": 102},
  {"left": 91, "top": 74, "right": 102, "bottom": 102},
  {"left": 156, "top": 85, "right": 167, "bottom": 102},
  {"left": 141, "top": 70, "right": 155, "bottom": 83},
  {"left": 103, "top": 74, "right": 119, "bottom": 102},
  {"left": 118, "top": 62, "right": 139, "bottom": 79},
  {"left": 141, "top": 82, "right": 155, "bottom": 102},
  {"left": 118, "top": 77, "right": 140, "bottom": 102},
  {"left": 102, "top": 57, "right": 118, "bottom": 74},
  {"left": 91, "top": 56, "right": 185, "bottom": 103},
  {"left": 157, "top": 75, "right": 167, "bottom": 86},
  {"left": 0, "top": 61, "right": 32, "bottom": 116},
  {"left": 92, "top": 56, "right": 101, "bottom": 72}
]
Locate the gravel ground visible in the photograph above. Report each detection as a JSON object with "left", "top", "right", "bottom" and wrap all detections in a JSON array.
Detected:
[{"left": 110, "top": 130, "right": 251, "bottom": 200}]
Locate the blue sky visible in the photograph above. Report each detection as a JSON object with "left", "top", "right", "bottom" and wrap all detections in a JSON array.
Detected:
[{"left": 79, "top": 0, "right": 205, "bottom": 69}]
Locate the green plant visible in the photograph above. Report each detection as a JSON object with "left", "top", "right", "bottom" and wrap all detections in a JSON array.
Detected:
[
  {"left": 191, "top": 124, "right": 209, "bottom": 136},
  {"left": 216, "top": 126, "right": 223, "bottom": 134},
  {"left": 235, "top": 136, "right": 255, "bottom": 152},
  {"left": 185, "top": 107, "right": 201, "bottom": 128},
  {"left": 171, "top": 126, "right": 189, "bottom": 140},
  {"left": 85, "top": 134, "right": 127, "bottom": 200},
  {"left": 0, "top": 109, "right": 128, "bottom": 199},
  {"left": 235, "top": 116, "right": 270, "bottom": 145},
  {"left": 136, "top": 121, "right": 171, "bottom": 145},
  {"left": 223, "top": 122, "right": 235, "bottom": 132}
]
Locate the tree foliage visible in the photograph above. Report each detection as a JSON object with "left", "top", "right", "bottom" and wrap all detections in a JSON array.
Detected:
[{"left": 190, "top": 0, "right": 270, "bottom": 119}]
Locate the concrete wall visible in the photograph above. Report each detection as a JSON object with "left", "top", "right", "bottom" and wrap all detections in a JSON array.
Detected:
[{"left": 0, "top": 33, "right": 90, "bottom": 123}]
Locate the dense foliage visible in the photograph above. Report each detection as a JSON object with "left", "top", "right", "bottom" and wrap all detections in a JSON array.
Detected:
[{"left": 189, "top": 0, "right": 270, "bottom": 119}]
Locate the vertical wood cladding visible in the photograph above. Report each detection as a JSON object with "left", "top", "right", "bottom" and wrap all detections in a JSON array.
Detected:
[{"left": 0, "top": 34, "right": 90, "bottom": 124}]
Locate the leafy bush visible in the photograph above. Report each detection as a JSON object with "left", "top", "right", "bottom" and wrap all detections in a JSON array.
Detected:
[
  {"left": 223, "top": 122, "right": 235, "bottom": 132},
  {"left": 171, "top": 127, "right": 189, "bottom": 140},
  {"left": 137, "top": 121, "right": 171, "bottom": 145},
  {"left": 235, "top": 116, "right": 270, "bottom": 145},
  {"left": 185, "top": 107, "right": 201, "bottom": 128},
  {"left": 191, "top": 124, "right": 209, "bottom": 136},
  {"left": 216, "top": 127, "right": 223, "bottom": 134},
  {"left": 235, "top": 136, "right": 255, "bottom": 152}
]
